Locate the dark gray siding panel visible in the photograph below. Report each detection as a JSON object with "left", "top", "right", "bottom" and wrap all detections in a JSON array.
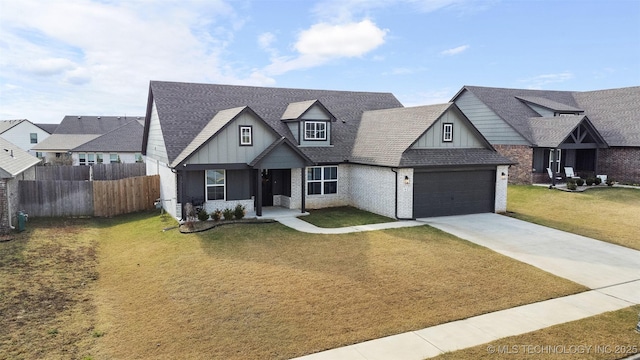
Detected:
[
  {"left": 183, "top": 170, "right": 205, "bottom": 204},
  {"left": 227, "top": 169, "right": 252, "bottom": 200},
  {"left": 258, "top": 145, "right": 306, "bottom": 169},
  {"left": 455, "top": 90, "right": 529, "bottom": 145},
  {"left": 413, "top": 169, "right": 495, "bottom": 217}
]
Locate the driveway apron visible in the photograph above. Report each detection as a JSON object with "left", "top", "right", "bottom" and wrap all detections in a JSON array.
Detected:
[{"left": 418, "top": 213, "right": 640, "bottom": 290}]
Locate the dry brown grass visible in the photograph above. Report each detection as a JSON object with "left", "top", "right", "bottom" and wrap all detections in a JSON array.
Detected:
[
  {"left": 90, "top": 211, "right": 585, "bottom": 360},
  {"left": 0, "top": 218, "right": 100, "bottom": 360},
  {"left": 435, "top": 305, "right": 640, "bottom": 360},
  {"left": 507, "top": 186, "right": 640, "bottom": 250}
]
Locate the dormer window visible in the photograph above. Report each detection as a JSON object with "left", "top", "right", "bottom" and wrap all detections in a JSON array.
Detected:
[
  {"left": 442, "top": 123, "right": 453, "bottom": 142},
  {"left": 304, "top": 121, "right": 327, "bottom": 141},
  {"left": 239, "top": 125, "right": 252, "bottom": 146}
]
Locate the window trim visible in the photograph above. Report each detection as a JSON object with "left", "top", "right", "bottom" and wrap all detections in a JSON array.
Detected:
[
  {"left": 549, "top": 149, "right": 562, "bottom": 173},
  {"left": 306, "top": 166, "right": 338, "bottom": 195},
  {"left": 206, "top": 169, "right": 226, "bottom": 201},
  {"left": 442, "top": 123, "right": 453, "bottom": 142},
  {"left": 239, "top": 125, "right": 253, "bottom": 146},
  {"left": 304, "top": 121, "right": 327, "bottom": 141}
]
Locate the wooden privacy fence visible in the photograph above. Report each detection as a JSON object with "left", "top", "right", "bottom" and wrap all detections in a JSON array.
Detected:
[
  {"left": 19, "top": 175, "right": 160, "bottom": 218},
  {"left": 35, "top": 163, "right": 146, "bottom": 181}
]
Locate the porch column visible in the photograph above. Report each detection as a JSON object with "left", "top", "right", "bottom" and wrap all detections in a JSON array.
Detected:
[
  {"left": 256, "top": 168, "right": 262, "bottom": 216},
  {"left": 300, "top": 166, "right": 306, "bottom": 213}
]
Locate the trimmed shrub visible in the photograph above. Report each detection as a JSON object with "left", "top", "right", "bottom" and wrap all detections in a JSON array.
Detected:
[
  {"left": 197, "top": 209, "right": 210, "bottom": 222},
  {"left": 594, "top": 177, "right": 602, "bottom": 185},
  {"left": 585, "top": 177, "right": 596, "bottom": 186},
  {"left": 606, "top": 178, "right": 615, "bottom": 187},
  {"left": 566, "top": 179, "right": 577, "bottom": 191},
  {"left": 222, "top": 208, "right": 234, "bottom": 221},
  {"left": 211, "top": 209, "right": 222, "bottom": 221},
  {"left": 576, "top": 178, "right": 585, "bottom": 186},
  {"left": 234, "top": 204, "right": 246, "bottom": 220}
]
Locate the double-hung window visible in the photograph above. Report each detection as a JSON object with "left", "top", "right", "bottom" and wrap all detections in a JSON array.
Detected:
[
  {"left": 79, "top": 153, "right": 86, "bottom": 165},
  {"left": 442, "top": 123, "right": 453, "bottom": 142},
  {"left": 307, "top": 166, "right": 337, "bottom": 195},
  {"left": 304, "top": 121, "right": 326, "bottom": 141},
  {"left": 110, "top": 154, "right": 119, "bottom": 163},
  {"left": 239, "top": 125, "right": 253, "bottom": 146},
  {"left": 206, "top": 170, "right": 225, "bottom": 200},
  {"left": 96, "top": 154, "right": 104, "bottom": 163},
  {"left": 87, "top": 154, "right": 95, "bottom": 165},
  {"left": 30, "top": 133, "right": 38, "bottom": 144},
  {"left": 549, "top": 149, "right": 561, "bottom": 173}
]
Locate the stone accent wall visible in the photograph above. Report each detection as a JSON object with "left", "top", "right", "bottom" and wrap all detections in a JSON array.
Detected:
[
  {"left": 493, "top": 145, "right": 532, "bottom": 184},
  {"left": 0, "top": 179, "right": 8, "bottom": 235},
  {"left": 597, "top": 147, "right": 640, "bottom": 184}
]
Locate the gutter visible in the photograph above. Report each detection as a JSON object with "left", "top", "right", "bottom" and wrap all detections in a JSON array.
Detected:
[{"left": 391, "top": 168, "right": 415, "bottom": 221}]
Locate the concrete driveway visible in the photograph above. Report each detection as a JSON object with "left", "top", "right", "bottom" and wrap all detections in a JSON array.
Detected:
[{"left": 419, "top": 213, "right": 640, "bottom": 291}]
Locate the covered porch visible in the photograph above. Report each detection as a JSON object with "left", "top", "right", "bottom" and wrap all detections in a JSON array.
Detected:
[{"left": 530, "top": 116, "right": 608, "bottom": 185}]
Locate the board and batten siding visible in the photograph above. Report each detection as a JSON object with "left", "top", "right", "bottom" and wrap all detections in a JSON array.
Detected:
[
  {"left": 412, "top": 109, "right": 484, "bottom": 149},
  {"left": 145, "top": 101, "right": 169, "bottom": 164},
  {"left": 185, "top": 112, "right": 278, "bottom": 165},
  {"left": 455, "top": 90, "right": 529, "bottom": 145}
]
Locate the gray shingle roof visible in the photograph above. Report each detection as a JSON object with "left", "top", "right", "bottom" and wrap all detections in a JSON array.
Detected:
[
  {"left": 34, "top": 123, "right": 59, "bottom": 134},
  {"left": 457, "top": 86, "right": 640, "bottom": 147},
  {"left": 71, "top": 120, "right": 144, "bottom": 152},
  {"left": 351, "top": 103, "right": 452, "bottom": 167},
  {"left": 0, "top": 137, "right": 41, "bottom": 178},
  {"left": 54, "top": 115, "right": 144, "bottom": 135},
  {"left": 32, "top": 134, "right": 99, "bottom": 152},
  {"left": 0, "top": 119, "right": 26, "bottom": 134},
  {"left": 527, "top": 115, "right": 585, "bottom": 148},
  {"left": 573, "top": 87, "right": 640, "bottom": 147},
  {"left": 458, "top": 86, "right": 581, "bottom": 144},
  {"left": 400, "top": 148, "right": 514, "bottom": 167},
  {"left": 147, "top": 81, "right": 403, "bottom": 164},
  {"left": 515, "top": 96, "right": 583, "bottom": 113}
]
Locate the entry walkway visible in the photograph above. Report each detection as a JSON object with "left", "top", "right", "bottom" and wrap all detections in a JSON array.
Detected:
[{"left": 283, "top": 213, "right": 640, "bottom": 360}]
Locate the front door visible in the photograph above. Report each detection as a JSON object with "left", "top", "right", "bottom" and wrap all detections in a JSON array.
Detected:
[{"left": 261, "top": 169, "right": 273, "bottom": 206}]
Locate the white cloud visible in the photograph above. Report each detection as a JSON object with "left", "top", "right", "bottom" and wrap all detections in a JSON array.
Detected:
[
  {"left": 260, "top": 19, "right": 388, "bottom": 76},
  {"left": 296, "top": 20, "right": 387, "bottom": 58},
  {"left": 440, "top": 45, "right": 469, "bottom": 56},
  {"left": 521, "top": 72, "right": 574, "bottom": 89},
  {"left": 0, "top": 0, "right": 260, "bottom": 122},
  {"left": 23, "top": 58, "right": 77, "bottom": 76}
]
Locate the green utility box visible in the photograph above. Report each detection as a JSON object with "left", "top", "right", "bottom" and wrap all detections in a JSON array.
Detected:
[{"left": 17, "top": 211, "right": 27, "bottom": 232}]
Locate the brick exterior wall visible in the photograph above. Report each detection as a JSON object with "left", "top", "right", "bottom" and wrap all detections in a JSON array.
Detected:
[
  {"left": 493, "top": 145, "right": 533, "bottom": 184},
  {"left": 597, "top": 147, "right": 640, "bottom": 184}
]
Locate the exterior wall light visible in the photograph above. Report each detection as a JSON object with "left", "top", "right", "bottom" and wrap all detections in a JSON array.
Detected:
[
  {"left": 404, "top": 175, "right": 410, "bottom": 185},
  {"left": 501, "top": 172, "right": 507, "bottom": 180}
]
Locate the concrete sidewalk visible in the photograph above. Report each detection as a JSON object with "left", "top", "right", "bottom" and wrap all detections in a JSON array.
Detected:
[
  {"left": 284, "top": 213, "right": 640, "bottom": 360},
  {"left": 276, "top": 216, "right": 424, "bottom": 234}
]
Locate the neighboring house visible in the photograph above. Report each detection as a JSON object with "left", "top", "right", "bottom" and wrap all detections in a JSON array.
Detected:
[
  {"left": 0, "top": 119, "right": 54, "bottom": 158},
  {"left": 143, "top": 81, "right": 512, "bottom": 220},
  {"left": 0, "top": 137, "right": 41, "bottom": 234},
  {"left": 32, "top": 116, "right": 145, "bottom": 165},
  {"left": 452, "top": 86, "right": 640, "bottom": 184}
]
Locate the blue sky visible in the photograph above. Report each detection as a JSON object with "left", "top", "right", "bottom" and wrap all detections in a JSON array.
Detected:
[{"left": 1, "top": 0, "right": 639, "bottom": 123}]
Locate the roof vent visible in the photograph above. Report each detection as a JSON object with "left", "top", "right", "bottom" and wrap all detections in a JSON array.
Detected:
[
  {"left": 77, "top": 116, "right": 81, "bottom": 119},
  {"left": 97, "top": 116, "right": 101, "bottom": 119}
]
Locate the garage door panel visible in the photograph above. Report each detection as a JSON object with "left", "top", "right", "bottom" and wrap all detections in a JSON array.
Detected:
[{"left": 413, "top": 170, "right": 495, "bottom": 218}]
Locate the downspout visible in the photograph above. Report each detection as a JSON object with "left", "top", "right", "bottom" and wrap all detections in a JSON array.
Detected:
[{"left": 391, "top": 168, "right": 414, "bottom": 220}]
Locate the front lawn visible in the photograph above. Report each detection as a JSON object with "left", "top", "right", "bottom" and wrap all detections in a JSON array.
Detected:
[
  {"left": 300, "top": 205, "right": 395, "bottom": 228},
  {"left": 434, "top": 305, "right": 640, "bottom": 360},
  {"left": 507, "top": 186, "right": 640, "bottom": 250},
  {"left": 88, "top": 211, "right": 583, "bottom": 359}
]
